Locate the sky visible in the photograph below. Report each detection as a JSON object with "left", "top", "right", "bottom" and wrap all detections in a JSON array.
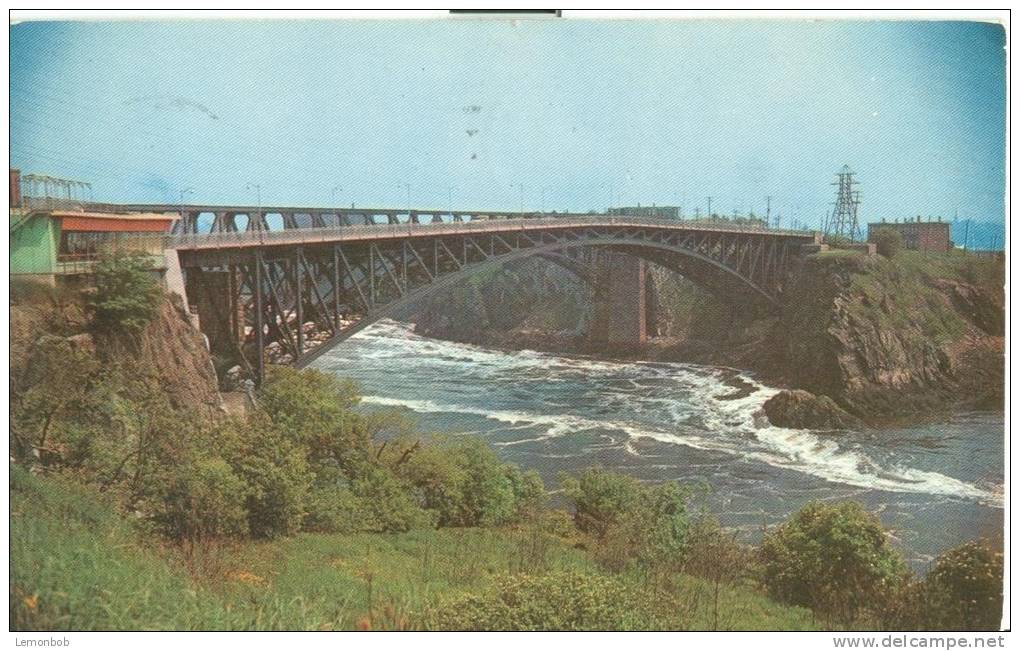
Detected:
[{"left": 10, "top": 17, "right": 1007, "bottom": 231}]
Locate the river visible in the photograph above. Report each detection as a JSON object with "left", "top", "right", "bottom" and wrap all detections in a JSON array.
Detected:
[{"left": 312, "top": 319, "right": 1004, "bottom": 569}]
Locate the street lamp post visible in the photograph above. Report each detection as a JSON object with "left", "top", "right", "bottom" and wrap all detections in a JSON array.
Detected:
[
  {"left": 178, "top": 187, "right": 194, "bottom": 234},
  {"left": 245, "top": 183, "right": 262, "bottom": 241},
  {"left": 332, "top": 185, "right": 343, "bottom": 225}
]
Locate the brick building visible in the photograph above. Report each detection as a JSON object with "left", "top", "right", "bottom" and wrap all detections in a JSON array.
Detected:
[{"left": 867, "top": 218, "right": 952, "bottom": 253}]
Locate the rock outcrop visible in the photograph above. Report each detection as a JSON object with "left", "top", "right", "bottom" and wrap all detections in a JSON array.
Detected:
[
  {"left": 763, "top": 390, "right": 863, "bottom": 430},
  {"left": 10, "top": 288, "right": 222, "bottom": 415}
]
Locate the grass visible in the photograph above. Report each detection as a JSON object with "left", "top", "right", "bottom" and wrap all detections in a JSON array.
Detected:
[{"left": 11, "top": 465, "right": 818, "bottom": 631}]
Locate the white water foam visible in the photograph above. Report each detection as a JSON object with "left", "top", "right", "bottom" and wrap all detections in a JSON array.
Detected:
[{"left": 341, "top": 320, "right": 1001, "bottom": 506}]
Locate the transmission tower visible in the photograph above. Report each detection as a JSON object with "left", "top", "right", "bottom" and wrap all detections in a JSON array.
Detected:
[{"left": 827, "top": 165, "right": 862, "bottom": 241}]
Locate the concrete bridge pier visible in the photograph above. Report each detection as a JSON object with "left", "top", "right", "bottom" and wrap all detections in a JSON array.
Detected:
[{"left": 589, "top": 252, "right": 648, "bottom": 347}]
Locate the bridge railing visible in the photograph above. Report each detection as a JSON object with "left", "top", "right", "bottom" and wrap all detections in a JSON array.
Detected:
[{"left": 160, "top": 216, "right": 818, "bottom": 251}]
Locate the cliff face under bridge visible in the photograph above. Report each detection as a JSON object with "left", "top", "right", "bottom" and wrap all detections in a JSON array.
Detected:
[{"left": 409, "top": 250, "right": 1004, "bottom": 425}]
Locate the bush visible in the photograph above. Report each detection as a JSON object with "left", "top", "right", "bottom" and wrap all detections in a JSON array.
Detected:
[
  {"left": 562, "top": 469, "right": 691, "bottom": 573},
  {"left": 10, "top": 335, "right": 101, "bottom": 464},
  {"left": 922, "top": 540, "right": 1003, "bottom": 630},
  {"left": 759, "top": 501, "right": 908, "bottom": 626},
  {"left": 351, "top": 465, "right": 434, "bottom": 532},
  {"left": 302, "top": 482, "right": 372, "bottom": 534},
  {"left": 422, "top": 570, "right": 677, "bottom": 631},
  {"left": 872, "top": 227, "right": 903, "bottom": 258},
  {"left": 147, "top": 457, "right": 249, "bottom": 541},
  {"left": 229, "top": 420, "right": 313, "bottom": 539},
  {"left": 257, "top": 367, "right": 371, "bottom": 472},
  {"left": 561, "top": 467, "right": 643, "bottom": 538},
  {"left": 89, "top": 253, "right": 162, "bottom": 335},
  {"left": 398, "top": 438, "right": 547, "bottom": 527}
]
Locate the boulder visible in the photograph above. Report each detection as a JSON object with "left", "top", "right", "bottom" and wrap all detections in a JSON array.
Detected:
[{"left": 763, "top": 389, "right": 863, "bottom": 431}]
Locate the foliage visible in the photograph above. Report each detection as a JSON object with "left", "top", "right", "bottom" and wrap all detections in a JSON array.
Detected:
[
  {"left": 759, "top": 501, "right": 909, "bottom": 626},
  {"left": 396, "top": 437, "right": 546, "bottom": 527},
  {"left": 10, "top": 335, "right": 102, "bottom": 463},
  {"left": 258, "top": 366, "right": 371, "bottom": 472},
  {"left": 8, "top": 463, "right": 834, "bottom": 632},
  {"left": 10, "top": 464, "right": 250, "bottom": 631},
  {"left": 89, "top": 252, "right": 162, "bottom": 335},
  {"left": 423, "top": 570, "right": 648, "bottom": 630},
  {"left": 871, "top": 227, "right": 903, "bottom": 258},
  {"left": 145, "top": 456, "right": 249, "bottom": 541},
  {"left": 350, "top": 464, "right": 435, "bottom": 533},
  {"left": 561, "top": 467, "right": 643, "bottom": 537},
  {"left": 231, "top": 420, "right": 313, "bottom": 539},
  {"left": 921, "top": 540, "right": 1004, "bottom": 631},
  {"left": 562, "top": 468, "right": 691, "bottom": 573}
]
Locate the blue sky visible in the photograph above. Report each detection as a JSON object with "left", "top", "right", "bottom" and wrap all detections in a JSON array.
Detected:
[{"left": 10, "top": 18, "right": 1006, "bottom": 230}]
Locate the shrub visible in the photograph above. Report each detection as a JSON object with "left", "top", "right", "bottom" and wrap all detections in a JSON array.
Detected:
[
  {"left": 562, "top": 469, "right": 691, "bottom": 573},
  {"left": 257, "top": 367, "right": 371, "bottom": 472},
  {"left": 872, "top": 227, "right": 903, "bottom": 258},
  {"left": 922, "top": 540, "right": 1003, "bottom": 630},
  {"left": 561, "top": 467, "right": 643, "bottom": 538},
  {"left": 302, "top": 482, "right": 372, "bottom": 534},
  {"left": 759, "top": 501, "right": 909, "bottom": 626},
  {"left": 352, "top": 465, "right": 434, "bottom": 532},
  {"left": 397, "top": 438, "right": 546, "bottom": 527},
  {"left": 422, "top": 570, "right": 677, "bottom": 631},
  {"left": 230, "top": 421, "right": 313, "bottom": 539},
  {"left": 146, "top": 456, "right": 249, "bottom": 541},
  {"left": 10, "top": 335, "right": 101, "bottom": 463},
  {"left": 89, "top": 253, "right": 162, "bottom": 335}
]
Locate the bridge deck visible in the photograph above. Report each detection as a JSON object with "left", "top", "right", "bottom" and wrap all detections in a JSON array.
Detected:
[{"left": 166, "top": 216, "right": 819, "bottom": 251}]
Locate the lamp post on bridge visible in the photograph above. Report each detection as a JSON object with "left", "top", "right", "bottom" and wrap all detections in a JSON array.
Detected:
[
  {"left": 245, "top": 182, "right": 263, "bottom": 242},
  {"left": 512, "top": 183, "right": 524, "bottom": 214},
  {"left": 332, "top": 185, "right": 343, "bottom": 225},
  {"left": 178, "top": 187, "right": 194, "bottom": 235}
]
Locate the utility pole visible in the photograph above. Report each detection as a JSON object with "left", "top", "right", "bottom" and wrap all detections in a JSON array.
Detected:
[
  {"left": 707, "top": 196, "right": 713, "bottom": 218},
  {"left": 765, "top": 195, "right": 772, "bottom": 225}
]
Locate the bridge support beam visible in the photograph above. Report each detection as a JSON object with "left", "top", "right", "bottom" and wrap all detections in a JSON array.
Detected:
[
  {"left": 187, "top": 268, "right": 244, "bottom": 360},
  {"left": 589, "top": 252, "right": 647, "bottom": 347}
]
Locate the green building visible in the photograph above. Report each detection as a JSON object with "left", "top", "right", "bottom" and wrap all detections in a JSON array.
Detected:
[{"left": 10, "top": 210, "right": 60, "bottom": 278}]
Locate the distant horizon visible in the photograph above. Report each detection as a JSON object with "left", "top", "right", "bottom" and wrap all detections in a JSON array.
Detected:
[{"left": 10, "top": 18, "right": 1007, "bottom": 233}]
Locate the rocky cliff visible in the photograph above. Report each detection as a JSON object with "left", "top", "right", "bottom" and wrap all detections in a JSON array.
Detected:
[
  {"left": 10, "top": 283, "right": 222, "bottom": 415},
  {"left": 760, "top": 251, "right": 1004, "bottom": 421}
]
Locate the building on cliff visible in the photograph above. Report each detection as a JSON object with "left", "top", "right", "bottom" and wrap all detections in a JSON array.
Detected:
[
  {"left": 867, "top": 217, "right": 952, "bottom": 253},
  {"left": 10, "top": 169, "right": 178, "bottom": 282}
]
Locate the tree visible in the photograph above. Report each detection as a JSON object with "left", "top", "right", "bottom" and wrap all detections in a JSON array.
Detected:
[
  {"left": 759, "top": 501, "right": 909, "bottom": 626},
  {"left": 90, "top": 252, "right": 162, "bottom": 335},
  {"left": 872, "top": 227, "right": 903, "bottom": 258}
]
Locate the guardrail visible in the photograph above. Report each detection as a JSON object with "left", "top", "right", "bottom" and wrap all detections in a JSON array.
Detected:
[{"left": 163, "top": 216, "right": 818, "bottom": 251}]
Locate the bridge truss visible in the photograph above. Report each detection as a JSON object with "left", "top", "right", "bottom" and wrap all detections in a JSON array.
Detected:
[{"left": 175, "top": 219, "right": 813, "bottom": 383}]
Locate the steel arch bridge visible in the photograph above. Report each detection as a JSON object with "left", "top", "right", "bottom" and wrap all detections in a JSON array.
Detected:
[{"left": 163, "top": 213, "right": 819, "bottom": 383}]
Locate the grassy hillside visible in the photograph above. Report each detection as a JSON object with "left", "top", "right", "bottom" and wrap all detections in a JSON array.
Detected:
[{"left": 11, "top": 465, "right": 818, "bottom": 631}]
